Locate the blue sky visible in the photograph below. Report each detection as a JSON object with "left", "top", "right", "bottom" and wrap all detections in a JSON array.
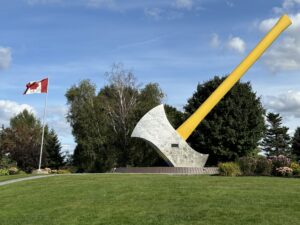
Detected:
[{"left": 1, "top": 0, "right": 300, "bottom": 153}]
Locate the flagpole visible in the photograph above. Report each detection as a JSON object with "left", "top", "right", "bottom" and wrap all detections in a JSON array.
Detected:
[{"left": 38, "top": 85, "right": 48, "bottom": 172}]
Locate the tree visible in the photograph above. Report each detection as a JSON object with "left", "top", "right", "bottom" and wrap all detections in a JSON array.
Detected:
[
  {"left": 66, "top": 80, "right": 114, "bottom": 172},
  {"left": 98, "top": 64, "right": 166, "bottom": 167},
  {"left": 0, "top": 110, "right": 64, "bottom": 172},
  {"left": 129, "top": 83, "right": 166, "bottom": 167},
  {"left": 292, "top": 127, "right": 300, "bottom": 161},
  {"left": 165, "top": 104, "right": 184, "bottom": 128},
  {"left": 66, "top": 64, "right": 170, "bottom": 171},
  {"left": 0, "top": 110, "right": 43, "bottom": 171},
  {"left": 0, "top": 125, "right": 5, "bottom": 160},
  {"left": 262, "top": 112, "right": 291, "bottom": 157},
  {"left": 99, "top": 63, "right": 140, "bottom": 165},
  {"left": 184, "top": 76, "right": 265, "bottom": 165},
  {"left": 45, "top": 129, "right": 64, "bottom": 169},
  {"left": 64, "top": 151, "right": 73, "bottom": 166}
]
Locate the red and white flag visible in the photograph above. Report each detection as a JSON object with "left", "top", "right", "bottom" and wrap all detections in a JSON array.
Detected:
[{"left": 24, "top": 78, "right": 48, "bottom": 95}]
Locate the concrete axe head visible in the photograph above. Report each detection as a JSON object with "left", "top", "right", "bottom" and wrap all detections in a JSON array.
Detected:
[{"left": 131, "top": 104, "right": 208, "bottom": 167}]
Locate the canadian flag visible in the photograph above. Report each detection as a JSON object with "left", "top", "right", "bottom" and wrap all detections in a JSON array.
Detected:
[{"left": 24, "top": 78, "right": 48, "bottom": 95}]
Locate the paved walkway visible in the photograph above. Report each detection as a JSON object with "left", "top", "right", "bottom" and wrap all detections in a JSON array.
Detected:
[{"left": 0, "top": 175, "right": 56, "bottom": 186}]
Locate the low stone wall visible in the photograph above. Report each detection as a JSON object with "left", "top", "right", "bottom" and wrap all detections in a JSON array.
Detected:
[{"left": 113, "top": 167, "right": 219, "bottom": 175}]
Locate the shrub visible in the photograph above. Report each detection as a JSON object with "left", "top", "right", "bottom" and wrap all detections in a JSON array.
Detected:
[
  {"left": 0, "top": 168, "right": 9, "bottom": 176},
  {"left": 0, "top": 155, "right": 16, "bottom": 169},
  {"left": 66, "top": 166, "right": 77, "bottom": 173},
  {"left": 270, "top": 155, "right": 291, "bottom": 168},
  {"left": 255, "top": 157, "right": 272, "bottom": 176},
  {"left": 59, "top": 166, "right": 77, "bottom": 173},
  {"left": 218, "top": 162, "right": 241, "bottom": 176},
  {"left": 51, "top": 169, "right": 58, "bottom": 174},
  {"left": 237, "top": 157, "right": 256, "bottom": 175},
  {"left": 275, "top": 167, "right": 293, "bottom": 177},
  {"left": 237, "top": 156, "right": 272, "bottom": 176},
  {"left": 18, "top": 170, "right": 26, "bottom": 175},
  {"left": 290, "top": 162, "right": 300, "bottom": 176},
  {"left": 269, "top": 155, "right": 291, "bottom": 175},
  {"left": 57, "top": 169, "right": 71, "bottom": 174},
  {"left": 44, "top": 168, "right": 52, "bottom": 173},
  {"left": 31, "top": 169, "right": 49, "bottom": 175},
  {"left": 8, "top": 167, "right": 19, "bottom": 175}
]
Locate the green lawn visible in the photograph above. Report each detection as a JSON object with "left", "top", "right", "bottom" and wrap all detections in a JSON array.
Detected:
[
  {"left": 0, "top": 174, "right": 36, "bottom": 182},
  {"left": 0, "top": 174, "right": 300, "bottom": 225}
]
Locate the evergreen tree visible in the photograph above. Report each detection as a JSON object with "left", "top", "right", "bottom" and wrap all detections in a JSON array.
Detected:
[
  {"left": 0, "top": 110, "right": 61, "bottom": 172},
  {"left": 45, "top": 129, "right": 64, "bottom": 169},
  {"left": 0, "top": 110, "right": 43, "bottom": 171},
  {"left": 292, "top": 127, "right": 300, "bottom": 161},
  {"left": 262, "top": 112, "right": 291, "bottom": 156},
  {"left": 0, "top": 110, "right": 64, "bottom": 172},
  {"left": 184, "top": 76, "right": 265, "bottom": 165},
  {"left": 64, "top": 151, "right": 73, "bottom": 166}
]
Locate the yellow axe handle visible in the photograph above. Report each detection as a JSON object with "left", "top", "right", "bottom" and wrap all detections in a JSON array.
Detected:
[{"left": 177, "top": 14, "right": 292, "bottom": 140}]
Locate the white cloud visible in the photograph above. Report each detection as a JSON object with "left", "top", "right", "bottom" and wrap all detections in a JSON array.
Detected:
[
  {"left": 0, "top": 100, "right": 35, "bottom": 126},
  {"left": 174, "top": 0, "right": 193, "bottom": 10},
  {"left": 33, "top": 105, "right": 71, "bottom": 138},
  {"left": 264, "top": 90, "right": 300, "bottom": 118},
  {"left": 258, "top": 13, "right": 300, "bottom": 72},
  {"left": 227, "top": 36, "right": 246, "bottom": 54},
  {"left": 259, "top": 17, "right": 278, "bottom": 32},
  {"left": 47, "top": 107, "right": 70, "bottom": 130},
  {"left": 210, "top": 33, "right": 220, "bottom": 48},
  {"left": 144, "top": 8, "right": 163, "bottom": 20},
  {"left": 263, "top": 36, "right": 300, "bottom": 71},
  {"left": 144, "top": 7, "right": 183, "bottom": 21},
  {"left": 282, "top": 0, "right": 300, "bottom": 9},
  {"left": 0, "top": 47, "right": 12, "bottom": 70},
  {"left": 272, "top": 0, "right": 300, "bottom": 13},
  {"left": 61, "top": 144, "right": 76, "bottom": 153},
  {"left": 210, "top": 34, "right": 245, "bottom": 53},
  {"left": 44, "top": 105, "right": 74, "bottom": 153}
]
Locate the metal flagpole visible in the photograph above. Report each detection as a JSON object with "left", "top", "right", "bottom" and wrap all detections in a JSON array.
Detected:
[{"left": 38, "top": 84, "right": 48, "bottom": 171}]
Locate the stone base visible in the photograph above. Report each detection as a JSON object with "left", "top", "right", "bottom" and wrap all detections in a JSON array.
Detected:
[
  {"left": 32, "top": 169, "right": 50, "bottom": 175},
  {"left": 113, "top": 167, "right": 219, "bottom": 175}
]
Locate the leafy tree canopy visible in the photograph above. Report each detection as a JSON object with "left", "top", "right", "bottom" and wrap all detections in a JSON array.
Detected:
[
  {"left": 66, "top": 64, "right": 179, "bottom": 171},
  {"left": 184, "top": 76, "right": 265, "bottom": 165}
]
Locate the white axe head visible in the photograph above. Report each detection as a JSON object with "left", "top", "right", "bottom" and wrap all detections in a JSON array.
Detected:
[{"left": 131, "top": 104, "right": 208, "bottom": 167}]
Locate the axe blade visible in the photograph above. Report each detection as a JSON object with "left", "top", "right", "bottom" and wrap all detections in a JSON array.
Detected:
[{"left": 131, "top": 104, "right": 208, "bottom": 167}]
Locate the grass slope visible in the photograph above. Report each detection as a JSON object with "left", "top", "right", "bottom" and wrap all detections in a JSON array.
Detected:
[{"left": 0, "top": 174, "right": 300, "bottom": 225}]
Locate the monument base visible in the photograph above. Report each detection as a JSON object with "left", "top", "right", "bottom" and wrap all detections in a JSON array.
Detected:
[{"left": 113, "top": 167, "right": 219, "bottom": 175}]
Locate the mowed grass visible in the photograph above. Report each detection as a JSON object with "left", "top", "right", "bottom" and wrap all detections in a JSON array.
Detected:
[
  {"left": 0, "top": 174, "right": 300, "bottom": 225},
  {"left": 0, "top": 174, "right": 36, "bottom": 182}
]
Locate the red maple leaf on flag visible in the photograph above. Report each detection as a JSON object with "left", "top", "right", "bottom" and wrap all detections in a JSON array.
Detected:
[
  {"left": 27, "top": 82, "right": 39, "bottom": 90},
  {"left": 23, "top": 78, "right": 48, "bottom": 95}
]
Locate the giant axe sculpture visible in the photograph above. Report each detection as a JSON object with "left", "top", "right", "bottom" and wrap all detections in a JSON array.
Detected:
[{"left": 131, "top": 15, "right": 292, "bottom": 167}]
